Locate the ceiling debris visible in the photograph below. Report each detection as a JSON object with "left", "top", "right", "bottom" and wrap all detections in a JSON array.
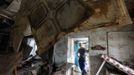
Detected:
[{"left": 13, "top": 0, "right": 132, "bottom": 55}]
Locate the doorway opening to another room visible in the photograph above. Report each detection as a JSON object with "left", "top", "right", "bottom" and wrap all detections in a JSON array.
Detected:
[{"left": 67, "top": 37, "right": 90, "bottom": 75}]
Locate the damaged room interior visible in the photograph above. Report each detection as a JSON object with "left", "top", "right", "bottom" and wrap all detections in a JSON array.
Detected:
[{"left": 0, "top": 0, "right": 134, "bottom": 75}]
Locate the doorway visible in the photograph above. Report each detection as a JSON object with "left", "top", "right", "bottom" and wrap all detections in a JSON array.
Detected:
[{"left": 67, "top": 37, "right": 90, "bottom": 75}]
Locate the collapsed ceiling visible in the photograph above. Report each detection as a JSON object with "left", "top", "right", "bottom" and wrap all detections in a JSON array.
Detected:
[
  {"left": 13, "top": 0, "right": 132, "bottom": 55},
  {"left": 0, "top": 0, "right": 133, "bottom": 74},
  {"left": 0, "top": 0, "right": 132, "bottom": 58}
]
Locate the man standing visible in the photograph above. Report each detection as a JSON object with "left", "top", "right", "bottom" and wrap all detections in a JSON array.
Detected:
[{"left": 78, "top": 43, "right": 87, "bottom": 75}]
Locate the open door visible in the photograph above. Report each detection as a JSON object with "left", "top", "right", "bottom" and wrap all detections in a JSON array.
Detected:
[{"left": 67, "top": 37, "right": 90, "bottom": 75}]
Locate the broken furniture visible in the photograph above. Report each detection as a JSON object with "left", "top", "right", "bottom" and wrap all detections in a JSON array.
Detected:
[{"left": 96, "top": 54, "right": 134, "bottom": 75}]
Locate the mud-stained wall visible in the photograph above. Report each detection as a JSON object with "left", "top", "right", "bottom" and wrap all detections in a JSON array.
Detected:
[
  {"left": 89, "top": 25, "right": 134, "bottom": 75},
  {"left": 108, "top": 32, "right": 134, "bottom": 63},
  {"left": 89, "top": 31, "right": 107, "bottom": 75},
  {"left": 54, "top": 24, "right": 134, "bottom": 75}
]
